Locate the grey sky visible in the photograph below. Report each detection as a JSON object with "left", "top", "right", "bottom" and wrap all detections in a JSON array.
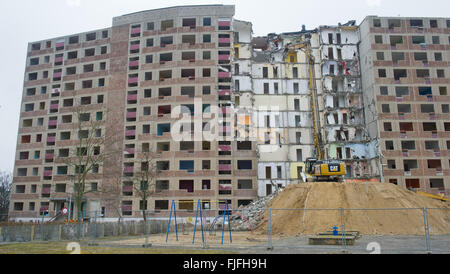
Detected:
[{"left": 0, "top": 0, "right": 448, "bottom": 172}]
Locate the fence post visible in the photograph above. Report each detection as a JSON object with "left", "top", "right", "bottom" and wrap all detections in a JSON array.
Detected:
[
  {"left": 422, "top": 208, "right": 431, "bottom": 254},
  {"left": 340, "top": 208, "right": 346, "bottom": 251},
  {"left": 41, "top": 214, "right": 44, "bottom": 241},
  {"left": 267, "top": 208, "right": 273, "bottom": 250},
  {"left": 93, "top": 211, "right": 98, "bottom": 240},
  {"left": 144, "top": 212, "right": 150, "bottom": 247},
  {"left": 30, "top": 226, "right": 34, "bottom": 241}
]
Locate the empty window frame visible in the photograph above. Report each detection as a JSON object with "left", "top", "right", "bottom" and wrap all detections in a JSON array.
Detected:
[
  {"left": 392, "top": 52, "right": 405, "bottom": 63},
  {"left": 394, "top": 69, "right": 407, "bottom": 80},
  {"left": 395, "top": 86, "right": 409, "bottom": 97},
  {"left": 182, "top": 18, "right": 196, "bottom": 29},
  {"left": 410, "top": 19, "right": 423, "bottom": 27},
  {"left": 86, "top": 32, "right": 96, "bottom": 41},
  {"left": 388, "top": 19, "right": 401, "bottom": 29},
  {"left": 161, "top": 20, "right": 174, "bottom": 31},
  {"left": 374, "top": 35, "right": 383, "bottom": 44},
  {"left": 414, "top": 52, "right": 428, "bottom": 62},
  {"left": 412, "top": 36, "right": 425, "bottom": 44}
]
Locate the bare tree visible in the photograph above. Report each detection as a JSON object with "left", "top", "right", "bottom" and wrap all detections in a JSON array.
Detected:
[
  {"left": 0, "top": 171, "right": 12, "bottom": 221},
  {"left": 63, "top": 104, "right": 121, "bottom": 224},
  {"left": 131, "top": 150, "right": 158, "bottom": 229}
]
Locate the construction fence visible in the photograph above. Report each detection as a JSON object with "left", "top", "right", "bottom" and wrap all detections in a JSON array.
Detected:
[{"left": 0, "top": 207, "right": 449, "bottom": 254}]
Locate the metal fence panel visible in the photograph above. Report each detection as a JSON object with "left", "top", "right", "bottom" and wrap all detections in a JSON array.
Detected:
[
  {"left": 0, "top": 208, "right": 448, "bottom": 254},
  {"left": 426, "top": 208, "right": 450, "bottom": 254},
  {"left": 342, "top": 208, "right": 427, "bottom": 254}
]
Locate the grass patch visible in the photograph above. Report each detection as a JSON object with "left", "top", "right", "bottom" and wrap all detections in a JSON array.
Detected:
[{"left": 0, "top": 242, "right": 234, "bottom": 254}]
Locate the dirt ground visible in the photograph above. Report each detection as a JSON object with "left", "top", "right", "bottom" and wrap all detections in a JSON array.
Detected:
[
  {"left": 255, "top": 182, "right": 450, "bottom": 236},
  {"left": 103, "top": 231, "right": 275, "bottom": 248}
]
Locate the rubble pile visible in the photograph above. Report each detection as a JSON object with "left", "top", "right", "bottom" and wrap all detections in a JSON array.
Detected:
[{"left": 229, "top": 189, "right": 283, "bottom": 231}]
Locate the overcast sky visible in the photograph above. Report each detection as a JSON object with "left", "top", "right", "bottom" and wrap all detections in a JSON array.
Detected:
[{"left": 0, "top": 0, "right": 448, "bottom": 173}]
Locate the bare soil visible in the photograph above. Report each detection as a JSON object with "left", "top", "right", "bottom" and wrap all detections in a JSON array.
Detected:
[{"left": 255, "top": 182, "right": 450, "bottom": 236}]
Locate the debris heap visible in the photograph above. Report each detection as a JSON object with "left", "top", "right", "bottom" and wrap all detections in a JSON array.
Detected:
[
  {"left": 230, "top": 189, "right": 283, "bottom": 231},
  {"left": 253, "top": 182, "right": 449, "bottom": 236}
]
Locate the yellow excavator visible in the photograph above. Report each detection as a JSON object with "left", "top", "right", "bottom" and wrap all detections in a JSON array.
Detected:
[
  {"left": 305, "top": 157, "right": 346, "bottom": 182},
  {"left": 291, "top": 40, "right": 346, "bottom": 182}
]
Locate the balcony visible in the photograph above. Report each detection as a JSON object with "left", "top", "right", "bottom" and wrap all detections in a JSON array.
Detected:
[
  {"left": 123, "top": 166, "right": 134, "bottom": 173},
  {"left": 127, "top": 94, "right": 138, "bottom": 101},
  {"left": 53, "top": 72, "right": 62, "bottom": 79},
  {"left": 220, "top": 107, "right": 231, "bottom": 114},
  {"left": 219, "top": 184, "right": 232, "bottom": 191},
  {"left": 54, "top": 57, "right": 63, "bottom": 63},
  {"left": 125, "top": 130, "right": 136, "bottom": 137},
  {"left": 219, "top": 145, "right": 232, "bottom": 151},
  {"left": 218, "top": 21, "right": 231, "bottom": 27},
  {"left": 50, "top": 104, "right": 59, "bottom": 111},
  {"left": 55, "top": 42, "right": 65, "bottom": 48},
  {"left": 218, "top": 38, "right": 231, "bottom": 44},
  {"left": 48, "top": 120, "right": 58, "bottom": 126},
  {"left": 218, "top": 204, "right": 231, "bottom": 210},
  {"left": 124, "top": 148, "right": 135, "bottom": 155},
  {"left": 218, "top": 72, "right": 231, "bottom": 78},
  {"left": 130, "top": 44, "right": 140, "bottom": 51},
  {"left": 218, "top": 164, "right": 232, "bottom": 171},
  {"left": 128, "top": 77, "right": 138, "bottom": 84},
  {"left": 45, "top": 154, "right": 54, "bottom": 160},
  {"left": 122, "top": 205, "right": 132, "bottom": 211},
  {"left": 122, "top": 186, "right": 133, "bottom": 192},
  {"left": 130, "top": 27, "right": 141, "bottom": 35},
  {"left": 129, "top": 60, "right": 139, "bottom": 67},
  {"left": 43, "top": 170, "right": 52, "bottom": 177},
  {"left": 126, "top": 112, "right": 137, "bottom": 119},
  {"left": 46, "top": 136, "right": 56, "bottom": 143},
  {"left": 218, "top": 54, "right": 230, "bottom": 61},
  {"left": 218, "top": 90, "right": 231, "bottom": 96}
]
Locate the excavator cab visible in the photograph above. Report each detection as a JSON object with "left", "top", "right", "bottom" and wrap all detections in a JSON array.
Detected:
[{"left": 305, "top": 157, "right": 317, "bottom": 175}]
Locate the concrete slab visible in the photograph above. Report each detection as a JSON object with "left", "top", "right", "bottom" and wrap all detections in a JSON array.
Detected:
[{"left": 308, "top": 235, "right": 356, "bottom": 246}]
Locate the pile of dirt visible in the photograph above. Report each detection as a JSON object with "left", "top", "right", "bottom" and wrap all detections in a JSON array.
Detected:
[{"left": 255, "top": 182, "right": 450, "bottom": 236}]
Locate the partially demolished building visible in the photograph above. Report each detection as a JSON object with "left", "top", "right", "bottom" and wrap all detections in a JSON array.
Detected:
[
  {"left": 250, "top": 30, "right": 321, "bottom": 196},
  {"left": 319, "top": 22, "right": 379, "bottom": 181},
  {"left": 9, "top": 4, "right": 449, "bottom": 221},
  {"left": 248, "top": 23, "right": 380, "bottom": 196}
]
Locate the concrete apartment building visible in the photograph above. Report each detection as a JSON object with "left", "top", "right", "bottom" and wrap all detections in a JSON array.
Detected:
[
  {"left": 9, "top": 5, "right": 450, "bottom": 221},
  {"left": 11, "top": 5, "right": 259, "bottom": 221},
  {"left": 359, "top": 16, "right": 450, "bottom": 195}
]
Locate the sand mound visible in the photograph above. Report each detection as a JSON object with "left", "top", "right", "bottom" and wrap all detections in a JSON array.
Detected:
[{"left": 255, "top": 182, "right": 450, "bottom": 236}]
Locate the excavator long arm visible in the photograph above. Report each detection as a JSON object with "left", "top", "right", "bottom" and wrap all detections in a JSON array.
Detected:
[{"left": 305, "top": 48, "right": 323, "bottom": 160}]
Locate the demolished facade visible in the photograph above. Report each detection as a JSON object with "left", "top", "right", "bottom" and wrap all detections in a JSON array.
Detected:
[
  {"left": 319, "top": 22, "right": 379, "bottom": 181},
  {"left": 250, "top": 30, "right": 320, "bottom": 196}
]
